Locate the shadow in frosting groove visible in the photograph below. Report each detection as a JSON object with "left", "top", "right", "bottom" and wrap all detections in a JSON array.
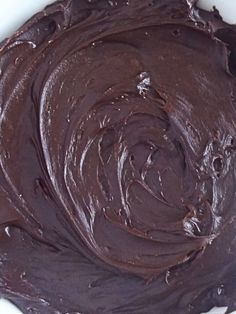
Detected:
[{"left": 0, "top": 0, "right": 236, "bottom": 313}]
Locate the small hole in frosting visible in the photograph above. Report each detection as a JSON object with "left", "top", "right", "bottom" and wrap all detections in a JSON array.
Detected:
[
  {"left": 213, "top": 157, "right": 223, "bottom": 175},
  {"left": 172, "top": 29, "right": 181, "bottom": 36}
]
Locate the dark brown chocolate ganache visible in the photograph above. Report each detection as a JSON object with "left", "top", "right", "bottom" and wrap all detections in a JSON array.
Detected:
[{"left": 1, "top": 0, "right": 236, "bottom": 313}]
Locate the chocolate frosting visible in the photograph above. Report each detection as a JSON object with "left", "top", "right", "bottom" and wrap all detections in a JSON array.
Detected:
[{"left": 1, "top": 0, "right": 236, "bottom": 313}]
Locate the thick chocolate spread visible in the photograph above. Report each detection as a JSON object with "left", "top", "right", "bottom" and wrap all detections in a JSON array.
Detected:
[{"left": 1, "top": 0, "right": 236, "bottom": 313}]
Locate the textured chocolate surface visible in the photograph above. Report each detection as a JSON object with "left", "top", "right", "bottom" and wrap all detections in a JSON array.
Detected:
[{"left": 0, "top": 0, "right": 236, "bottom": 313}]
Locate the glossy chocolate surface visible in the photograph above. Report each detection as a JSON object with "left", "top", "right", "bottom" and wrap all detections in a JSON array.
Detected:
[{"left": 0, "top": 0, "right": 236, "bottom": 313}]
